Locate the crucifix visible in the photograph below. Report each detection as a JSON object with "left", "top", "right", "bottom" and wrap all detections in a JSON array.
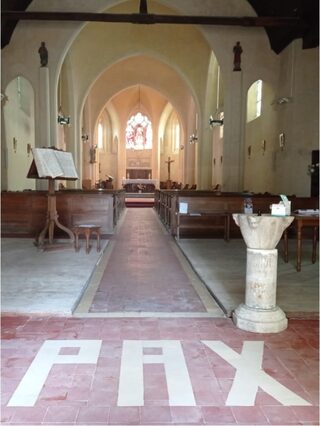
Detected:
[{"left": 165, "top": 156, "right": 175, "bottom": 181}]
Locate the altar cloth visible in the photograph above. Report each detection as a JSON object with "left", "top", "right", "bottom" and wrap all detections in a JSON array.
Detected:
[{"left": 122, "top": 178, "right": 158, "bottom": 186}]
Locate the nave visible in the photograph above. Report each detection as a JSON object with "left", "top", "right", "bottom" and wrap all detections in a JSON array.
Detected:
[{"left": 1, "top": 208, "right": 319, "bottom": 425}]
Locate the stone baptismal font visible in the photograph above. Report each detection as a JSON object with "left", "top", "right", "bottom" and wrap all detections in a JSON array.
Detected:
[{"left": 232, "top": 214, "right": 294, "bottom": 333}]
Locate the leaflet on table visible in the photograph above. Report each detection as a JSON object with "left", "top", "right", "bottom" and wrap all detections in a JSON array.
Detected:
[{"left": 295, "top": 209, "right": 319, "bottom": 216}]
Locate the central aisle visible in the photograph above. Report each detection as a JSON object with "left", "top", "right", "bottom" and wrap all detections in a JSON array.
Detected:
[{"left": 77, "top": 208, "right": 222, "bottom": 316}]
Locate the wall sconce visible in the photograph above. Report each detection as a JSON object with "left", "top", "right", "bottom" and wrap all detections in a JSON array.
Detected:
[
  {"left": 279, "top": 133, "right": 285, "bottom": 151},
  {"left": 57, "top": 114, "right": 70, "bottom": 125},
  {"left": 27, "top": 143, "right": 32, "bottom": 156},
  {"left": 271, "top": 96, "right": 293, "bottom": 105},
  {"left": 261, "top": 140, "right": 266, "bottom": 155},
  {"left": 189, "top": 133, "right": 198, "bottom": 143},
  {"left": 57, "top": 107, "right": 70, "bottom": 125},
  {"left": 1, "top": 92, "right": 8, "bottom": 103},
  {"left": 308, "top": 163, "right": 319, "bottom": 175},
  {"left": 81, "top": 134, "right": 89, "bottom": 143},
  {"left": 209, "top": 115, "right": 224, "bottom": 128},
  {"left": 248, "top": 145, "right": 252, "bottom": 159},
  {"left": 13, "top": 137, "right": 17, "bottom": 153}
]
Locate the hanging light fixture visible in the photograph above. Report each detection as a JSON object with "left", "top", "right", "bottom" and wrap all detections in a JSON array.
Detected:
[
  {"left": 189, "top": 112, "right": 198, "bottom": 143},
  {"left": 209, "top": 115, "right": 224, "bottom": 127},
  {"left": 57, "top": 106, "right": 70, "bottom": 125}
]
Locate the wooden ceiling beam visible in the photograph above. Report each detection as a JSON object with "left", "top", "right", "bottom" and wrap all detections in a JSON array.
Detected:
[{"left": 1, "top": 11, "right": 306, "bottom": 29}]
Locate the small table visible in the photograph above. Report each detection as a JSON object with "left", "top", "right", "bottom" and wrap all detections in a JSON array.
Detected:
[
  {"left": 283, "top": 214, "right": 319, "bottom": 271},
  {"left": 72, "top": 224, "right": 101, "bottom": 253}
]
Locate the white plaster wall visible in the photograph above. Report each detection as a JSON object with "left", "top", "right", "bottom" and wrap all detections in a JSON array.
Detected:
[
  {"left": 244, "top": 82, "right": 278, "bottom": 194},
  {"left": 64, "top": 1, "right": 213, "bottom": 189},
  {"left": 0, "top": 0, "right": 270, "bottom": 191},
  {"left": 1, "top": 0, "right": 318, "bottom": 194},
  {"left": 3, "top": 77, "right": 36, "bottom": 191},
  {"left": 243, "top": 41, "right": 319, "bottom": 196},
  {"left": 273, "top": 41, "right": 319, "bottom": 196}
]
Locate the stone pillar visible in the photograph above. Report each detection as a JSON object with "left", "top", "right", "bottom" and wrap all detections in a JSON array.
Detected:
[
  {"left": 39, "top": 67, "right": 50, "bottom": 146},
  {"left": 232, "top": 214, "right": 294, "bottom": 333},
  {"left": 37, "top": 67, "right": 51, "bottom": 191},
  {"left": 222, "top": 72, "right": 244, "bottom": 191},
  {"left": 233, "top": 248, "right": 288, "bottom": 333}
]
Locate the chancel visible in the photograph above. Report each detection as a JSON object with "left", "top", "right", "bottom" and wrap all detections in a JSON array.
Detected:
[{"left": 1, "top": 0, "right": 319, "bottom": 424}]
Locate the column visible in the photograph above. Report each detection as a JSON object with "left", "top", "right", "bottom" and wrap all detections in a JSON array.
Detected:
[
  {"left": 222, "top": 72, "right": 244, "bottom": 191},
  {"left": 36, "top": 67, "right": 51, "bottom": 190},
  {"left": 232, "top": 214, "right": 294, "bottom": 333},
  {"left": 39, "top": 67, "right": 50, "bottom": 146}
]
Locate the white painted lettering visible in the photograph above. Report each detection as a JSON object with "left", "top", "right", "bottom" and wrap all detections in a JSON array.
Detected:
[
  {"left": 7, "top": 339, "right": 312, "bottom": 408},
  {"left": 202, "top": 340, "right": 311, "bottom": 406},
  {"left": 7, "top": 340, "right": 102, "bottom": 407},
  {"left": 117, "top": 340, "right": 195, "bottom": 406}
]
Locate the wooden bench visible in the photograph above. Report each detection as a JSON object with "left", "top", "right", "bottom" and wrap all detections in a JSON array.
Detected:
[
  {"left": 176, "top": 198, "right": 231, "bottom": 240},
  {"left": 154, "top": 190, "right": 319, "bottom": 240},
  {"left": 1, "top": 189, "right": 125, "bottom": 238}
]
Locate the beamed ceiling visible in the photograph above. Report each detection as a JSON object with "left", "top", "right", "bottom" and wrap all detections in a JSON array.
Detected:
[{"left": 1, "top": 0, "right": 319, "bottom": 53}]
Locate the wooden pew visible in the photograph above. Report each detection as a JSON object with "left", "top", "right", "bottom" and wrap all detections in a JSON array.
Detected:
[
  {"left": 154, "top": 190, "right": 318, "bottom": 239},
  {"left": 176, "top": 197, "right": 231, "bottom": 240},
  {"left": 1, "top": 189, "right": 126, "bottom": 238}
]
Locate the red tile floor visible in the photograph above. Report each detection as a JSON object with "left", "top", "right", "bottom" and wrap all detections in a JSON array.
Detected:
[
  {"left": 1, "top": 315, "right": 319, "bottom": 425},
  {"left": 1, "top": 209, "right": 319, "bottom": 425}
]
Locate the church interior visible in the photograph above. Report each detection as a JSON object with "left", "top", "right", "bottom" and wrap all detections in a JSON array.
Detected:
[{"left": 1, "top": 0, "right": 319, "bottom": 425}]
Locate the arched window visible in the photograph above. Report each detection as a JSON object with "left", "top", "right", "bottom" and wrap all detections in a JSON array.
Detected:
[
  {"left": 247, "top": 79, "right": 263, "bottom": 122},
  {"left": 97, "top": 122, "right": 104, "bottom": 149},
  {"left": 125, "top": 112, "right": 152, "bottom": 150},
  {"left": 174, "top": 122, "right": 180, "bottom": 152},
  {"left": 219, "top": 112, "right": 224, "bottom": 139}
]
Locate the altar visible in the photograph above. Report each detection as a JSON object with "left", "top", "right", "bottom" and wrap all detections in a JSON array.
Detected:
[{"left": 122, "top": 179, "right": 158, "bottom": 193}]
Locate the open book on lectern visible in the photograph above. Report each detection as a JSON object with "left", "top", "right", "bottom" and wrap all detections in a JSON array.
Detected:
[{"left": 28, "top": 148, "right": 78, "bottom": 180}]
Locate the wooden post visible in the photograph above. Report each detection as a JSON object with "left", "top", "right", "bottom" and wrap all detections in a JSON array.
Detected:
[{"left": 36, "top": 178, "right": 75, "bottom": 249}]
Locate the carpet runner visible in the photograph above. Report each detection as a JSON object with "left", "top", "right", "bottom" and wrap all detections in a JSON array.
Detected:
[{"left": 89, "top": 208, "right": 211, "bottom": 313}]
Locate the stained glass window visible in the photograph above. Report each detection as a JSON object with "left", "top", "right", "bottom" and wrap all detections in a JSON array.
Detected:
[{"left": 125, "top": 112, "right": 152, "bottom": 150}]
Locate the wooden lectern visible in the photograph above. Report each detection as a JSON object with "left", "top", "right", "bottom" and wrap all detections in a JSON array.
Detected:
[{"left": 27, "top": 147, "right": 78, "bottom": 249}]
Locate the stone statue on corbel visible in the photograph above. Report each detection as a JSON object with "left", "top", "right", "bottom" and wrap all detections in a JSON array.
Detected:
[{"left": 90, "top": 145, "right": 97, "bottom": 164}]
